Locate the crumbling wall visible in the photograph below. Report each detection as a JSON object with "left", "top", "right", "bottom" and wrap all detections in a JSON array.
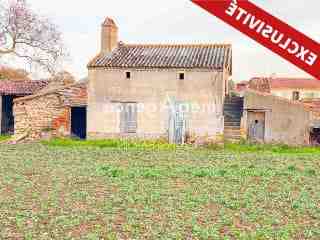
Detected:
[
  {"left": 12, "top": 83, "right": 87, "bottom": 141},
  {"left": 13, "top": 94, "right": 70, "bottom": 141}
]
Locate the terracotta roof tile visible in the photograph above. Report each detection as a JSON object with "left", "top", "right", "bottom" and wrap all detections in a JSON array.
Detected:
[
  {"left": 0, "top": 80, "right": 50, "bottom": 95},
  {"left": 249, "top": 77, "right": 320, "bottom": 91},
  {"left": 88, "top": 43, "right": 232, "bottom": 71}
]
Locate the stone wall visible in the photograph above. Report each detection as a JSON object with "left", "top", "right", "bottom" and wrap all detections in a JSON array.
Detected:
[
  {"left": 88, "top": 68, "right": 227, "bottom": 141},
  {"left": 243, "top": 90, "right": 320, "bottom": 145},
  {"left": 14, "top": 93, "right": 71, "bottom": 140},
  {"left": 13, "top": 83, "right": 87, "bottom": 141}
]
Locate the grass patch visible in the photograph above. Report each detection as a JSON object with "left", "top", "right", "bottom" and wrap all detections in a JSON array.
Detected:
[
  {"left": 0, "top": 135, "right": 10, "bottom": 142},
  {"left": 224, "top": 142, "right": 320, "bottom": 154},
  {"left": 42, "top": 138, "right": 320, "bottom": 155},
  {"left": 42, "top": 138, "right": 176, "bottom": 150}
]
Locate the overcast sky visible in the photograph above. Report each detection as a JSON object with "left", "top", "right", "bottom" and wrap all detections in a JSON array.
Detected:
[{"left": 26, "top": 0, "right": 320, "bottom": 81}]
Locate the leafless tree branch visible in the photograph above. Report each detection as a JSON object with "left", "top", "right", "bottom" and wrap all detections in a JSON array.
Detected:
[{"left": 0, "top": 0, "right": 67, "bottom": 75}]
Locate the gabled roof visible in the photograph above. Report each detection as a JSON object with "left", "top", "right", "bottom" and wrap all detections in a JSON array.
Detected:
[
  {"left": 249, "top": 77, "right": 320, "bottom": 92},
  {"left": 0, "top": 80, "right": 49, "bottom": 96},
  {"left": 88, "top": 43, "right": 232, "bottom": 72}
]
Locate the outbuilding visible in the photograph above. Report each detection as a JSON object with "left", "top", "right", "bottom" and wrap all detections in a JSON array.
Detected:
[
  {"left": 242, "top": 90, "right": 320, "bottom": 145},
  {"left": 0, "top": 80, "right": 49, "bottom": 135},
  {"left": 13, "top": 82, "right": 87, "bottom": 141}
]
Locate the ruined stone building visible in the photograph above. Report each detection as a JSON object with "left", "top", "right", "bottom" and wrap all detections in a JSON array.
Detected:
[
  {"left": 0, "top": 80, "right": 49, "bottom": 135},
  {"left": 87, "top": 17, "right": 232, "bottom": 143},
  {"left": 13, "top": 82, "right": 87, "bottom": 141}
]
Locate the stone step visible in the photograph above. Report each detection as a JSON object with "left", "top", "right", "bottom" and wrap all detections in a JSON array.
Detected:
[
  {"left": 224, "top": 117, "right": 242, "bottom": 121},
  {"left": 224, "top": 122, "right": 241, "bottom": 128},
  {"left": 224, "top": 112, "right": 242, "bottom": 115},
  {"left": 224, "top": 99, "right": 244, "bottom": 103},
  {"left": 224, "top": 127, "right": 241, "bottom": 132},
  {"left": 224, "top": 101, "right": 244, "bottom": 105},
  {"left": 225, "top": 135, "right": 242, "bottom": 139},
  {"left": 224, "top": 133, "right": 242, "bottom": 138},
  {"left": 224, "top": 136, "right": 242, "bottom": 141},
  {"left": 224, "top": 103, "right": 243, "bottom": 108},
  {"left": 224, "top": 112, "right": 243, "bottom": 117},
  {"left": 224, "top": 126, "right": 241, "bottom": 130},
  {"left": 225, "top": 120, "right": 241, "bottom": 123},
  {"left": 224, "top": 104, "right": 243, "bottom": 108},
  {"left": 224, "top": 105, "right": 243, "bottom": 109},
  {"left": 224, "top": 131, "right": 241, "bottom": 135},
  {"left": 223, "top": 111, "right": 242, "bottom": 115},
  {"left": 224, "top": 109, "right": 243, "bottom": 114},
  {"left": 225, "top": 97, "right": 243, "bottom": 101},
  {"left": 224, "top": 137, "right": 242, "bottom": 142}
]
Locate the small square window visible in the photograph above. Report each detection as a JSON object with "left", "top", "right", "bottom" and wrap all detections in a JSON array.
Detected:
[
  {"left": 126, "top": 72, "right": 131, "bottom": 79},
  {"left": 179, "top": 73, "right": 185, "bottom": 80}
]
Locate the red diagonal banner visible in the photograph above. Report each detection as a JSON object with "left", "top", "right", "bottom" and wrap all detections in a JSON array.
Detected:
[{"left": 191, "top": 0, "right": 320, "bottom": 80}]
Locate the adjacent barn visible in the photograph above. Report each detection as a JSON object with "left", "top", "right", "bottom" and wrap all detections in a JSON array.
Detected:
[{"left": 13, "top": 82, "right": 87, "bottom": 141}]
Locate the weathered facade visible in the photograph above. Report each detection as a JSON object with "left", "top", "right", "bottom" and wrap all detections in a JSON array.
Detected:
[
  {"left": 243, "top": 90, "right": 320, "bottom": 145},
  {"left": 13, "top": 82, "right": 87, "bottom": 141},
  {"left": 87, "top": 17, "right": 232, "bottom": 142}
]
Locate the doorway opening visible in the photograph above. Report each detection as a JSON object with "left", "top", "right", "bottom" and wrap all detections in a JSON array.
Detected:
[
  {"left": 1, "top": 95, "right": 15, "bottom": 135},
  {"left": 310, "top": 128, "right": 320, "bottom": 146},
  {"left": 247, "top": 111, "right": 266, "bottom": 142},
  {"left": 71, "top": 107, "right": 87, "bottom": 139}
]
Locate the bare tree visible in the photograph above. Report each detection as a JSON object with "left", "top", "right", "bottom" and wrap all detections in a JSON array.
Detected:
[{"left": 0, "top": 0, "right": 66, "bottom": 75}]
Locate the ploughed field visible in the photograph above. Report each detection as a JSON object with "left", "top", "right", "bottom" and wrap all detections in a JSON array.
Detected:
[{"left": 0, "top": 141, "right": 320, "bottom": 239}]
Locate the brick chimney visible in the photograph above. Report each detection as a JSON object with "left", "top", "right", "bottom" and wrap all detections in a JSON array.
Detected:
[{"left": 101, "top": 17, "right": 118, "bottom": 54}]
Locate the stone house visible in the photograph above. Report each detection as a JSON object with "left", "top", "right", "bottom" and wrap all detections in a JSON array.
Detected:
[
  {"left": 242, "top": 90, "right": 320, "bottom": 145},
  {"left": 87, "top": 17, "right": 232, "bottom": 143},
  {"left": 0, "top": 79, "right": 49, "bottom": 135},
  {"left": 13, "top": 82, "right": 87, "bottom": 141}
]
